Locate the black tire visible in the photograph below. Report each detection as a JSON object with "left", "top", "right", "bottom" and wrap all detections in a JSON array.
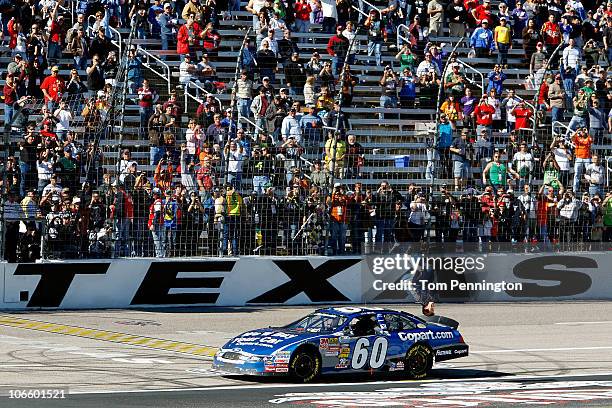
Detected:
[
  {"left": 404, "top": 343, "right": 433, "bottom": 379},
  {"left": 289, "top": 348, "right": 321, "bottom": 383}
]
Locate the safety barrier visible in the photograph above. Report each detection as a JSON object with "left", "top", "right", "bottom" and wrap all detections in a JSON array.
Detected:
[{"left": 1, "top": 250, "right": 611, "bottom": 310}]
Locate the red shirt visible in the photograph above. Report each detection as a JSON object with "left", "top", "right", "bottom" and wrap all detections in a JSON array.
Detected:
[
  {"left": 474, "top": 103, "right": 495, "bottom": 126},
  {"left": 3, "top": 83, "right": 17, "bottom": 106},
  {"left": 542, "top": 21, "right": 561, "bottom": 45},
  {"left": 40, "top": 75, "right": 65, "bottom": 102},
  {"left": 50, "top": 20, "right": 63, "bottom": 43},
  {"left": 513, "top": 107, "right": 532, "bottom": 130},
  {"left": 295, "top": 2, "right": 312, "bottom": 21},
  {"left": 138, "top": 87, "right": 157, "bottom": 108},
  {"left": 472, "top": 5, "right": 492, "bottom": 24}
]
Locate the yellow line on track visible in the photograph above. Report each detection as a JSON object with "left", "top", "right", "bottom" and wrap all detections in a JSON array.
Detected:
[{"left": 0, "top": 315, "right": 218, "bottom": 358}]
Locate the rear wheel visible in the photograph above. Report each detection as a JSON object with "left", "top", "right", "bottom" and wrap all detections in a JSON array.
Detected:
[
  {"left": 289, "top": 349, "right": 321, "bottom": 383},
  {"left": 404, "top": 343, "right": 433, "bottom": 379}
]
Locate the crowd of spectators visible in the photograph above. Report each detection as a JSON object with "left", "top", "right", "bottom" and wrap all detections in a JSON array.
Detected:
[{"left": 1, "top": 0, "right": 612, "bottom": 262}]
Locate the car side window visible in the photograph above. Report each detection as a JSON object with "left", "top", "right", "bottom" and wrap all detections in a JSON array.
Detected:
[{"left": 383, "top": 314, "right": 417, "bottom": 332}]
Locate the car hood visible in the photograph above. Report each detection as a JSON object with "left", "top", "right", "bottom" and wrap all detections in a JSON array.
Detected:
[{"left": 222, "top": 328, "right": 327, "bottom": 355}]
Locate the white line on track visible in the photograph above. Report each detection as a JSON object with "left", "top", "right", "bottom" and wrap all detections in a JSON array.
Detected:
[
  {"left": 472, "top": 346, "right": 612, "bottom": 354},
  {"left": 67, "top": 371, "right": 612, "bottom": 395},
  {"left": 555, "top": 321, "right": 612, "bottom": 325}
]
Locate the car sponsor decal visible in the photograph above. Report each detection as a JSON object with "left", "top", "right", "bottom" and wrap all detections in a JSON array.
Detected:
[
  {"left": 398, "top": 330, "right": 454, "bottom": 342},
  {"left": 389, "top": 360, "right": 405, "bottom": 371},
  {"left": 335, "top": 358, "right": 349, "bottom": 369},
  {"left": 274, "top": 351, "right": 291, "bottom": 364},
  {"left": 338, "top": 347, "right": 351, "bottom": 358},
  {"left": 233, "top": 331, "right": 298, "bottom": 347},
  {"left": 320, "top": 337, "right": 339, "bottom": 351}
]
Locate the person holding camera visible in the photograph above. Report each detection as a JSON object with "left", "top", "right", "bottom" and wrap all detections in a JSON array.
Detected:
[
  {"left": 557, "top": 191, "right": 581, "bottom": 243},
  {"left": 483, "top": 151, "right": 520, "bottom": 191},
  {"left": 379, "top": 66, "right": 398, "bottom": 120},
  {"left": 326, "top": 183, "right": 348, "bottom": 255},
  {"left": 571, "top": 128, "right": 593, "bottom": 193}
]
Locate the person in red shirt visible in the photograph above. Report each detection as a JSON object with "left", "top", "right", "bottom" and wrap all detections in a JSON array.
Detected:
[
  {"left": 48, "top": 9, "right": 65, "bottom": 67},
  {"left": 511, "top": 101, "right": 533, "bottom": 131},
  {"left": 294, "top": 0, "right": 312, "bottom": 40},
  {"left": 471, "top": 0, "right": 492, "bottom": 25},
  {"left": 541, "top": 14, "right": 561, "bottom": 47},
  {"left": 40, "top": 66, "right": 65, "bottom": 110},
  {"left": 571, "top": 129, "right": 593, "bottom": 193},
  {"left": 138, "top": 79, "right": 159, "bottom": 138},
  {"left": 3, "top": 74, "right": 18, "bottom": 129},
  {"left": 472, "top": 95, "right": 496, "bottom": 137},
  {"left": 176, "top": 17, "right": 200, "bottom": 60}
]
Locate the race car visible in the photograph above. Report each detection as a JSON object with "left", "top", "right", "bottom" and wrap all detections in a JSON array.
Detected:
[{"left": 212, "top": 306, "right": 468, "bottom": 382}]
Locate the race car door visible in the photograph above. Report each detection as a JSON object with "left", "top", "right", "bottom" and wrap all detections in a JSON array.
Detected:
[
  {"left": 344, "top": 314, "right": 390, "bottom": 372},
  {"left": 381, "top": 312, "right": 419, "bottom": 365}
]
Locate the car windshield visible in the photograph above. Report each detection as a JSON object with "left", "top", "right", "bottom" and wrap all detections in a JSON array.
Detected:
[{"left": 284, "top": 313, "right": 348, "bottom": 333}]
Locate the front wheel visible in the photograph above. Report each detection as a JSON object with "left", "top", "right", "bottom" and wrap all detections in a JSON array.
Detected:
[
  {"left": 289, "top": 349, "right": 321, "bottom": 383},
  {"left": 404, "top": 343, "right": 433, "bottom": 379}
]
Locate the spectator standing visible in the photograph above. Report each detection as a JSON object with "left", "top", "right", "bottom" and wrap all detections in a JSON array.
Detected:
[
  {"left": 446, "top": 0, "right": 467, "bottom": 37},
  {"left": 327, "top": 183, "right": 347, "bottom": 254},
  {"left": 86, "top": 55, "right": 105, "bottom": 92},
  {"left": 483, "top": 152, "right": 519, "bottom": 191},
  {"left": 450, "top": 130, "right": 470, "bottom": 191},
  {"left": 470, "top": 19, "right": 494, "bottom": 58},
  {"left": 572, "top": 129, "right": 593, "bottom": 193},
  {"left": 320, "top": 0, "right": 338, "bottom": 33},
  {"left": 494, "top": 17, "right": 511, "bottom": 66},
  {"left": 585, "top": 154, "right": 605, "bottom": 198},
  {"left": 326, "top": 25, "right": 349, "bottom": 75},
  {"left": 365, "top": 10, "right": 386, "bottom": 67},
  {"left": 379, "top": 66, "right": 399, "bottom": 120},
  {"left": 138, "top": 79, "right": 159, "bottom": 139},
  {"left": 427, "top": 0, "right": 444, "bottom": 37},
  {"left": 40, "top": 66, "right": 65, "bottom": 111},
  {"left": 284, "top": 52, "right": 307, "bottom": 96}
]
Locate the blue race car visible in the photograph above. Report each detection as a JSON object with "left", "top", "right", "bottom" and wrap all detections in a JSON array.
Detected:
[{"left": 212, "top": 306, "right": 468, "bottom": 382}]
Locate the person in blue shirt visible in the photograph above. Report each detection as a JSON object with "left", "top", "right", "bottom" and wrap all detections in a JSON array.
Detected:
[
  {"left": 148, "top": 0, "right": 163, "bottom": 36},
  {"left": 399, "top": 69, "right": 416, "bottom": 108},
  {"left": 437, "top": 114, "right": 454, "bottom": 179},
  {"left": 470, "top": 19, "right": 495, "bottom": 57},
  {"left": 299, "top": 104, "right": 324, "bottom": 146},
  {"left": 486, "top": 64, "right": 507, "bottom": 95},
  {"left": 126, "top": 48, "right": 143, "bottom": 94}
]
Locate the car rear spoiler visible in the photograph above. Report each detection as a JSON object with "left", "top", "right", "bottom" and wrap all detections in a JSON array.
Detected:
[{"left": 422, "top": 315, "right": 460, "bottom": 330}]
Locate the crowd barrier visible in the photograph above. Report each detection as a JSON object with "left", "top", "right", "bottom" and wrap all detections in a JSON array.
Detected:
[{"left": 0, "top": 252, "right": 611, "bottom": 310}]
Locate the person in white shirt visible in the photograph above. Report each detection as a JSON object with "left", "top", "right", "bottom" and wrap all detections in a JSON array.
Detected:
[
  {"left": 53, "top": 100, "right": 73, "bottom": 140},
  {"left": 281, "top": 108, "right": 303, "bottom": 143},
  {"left": 223, "top": 140, "right": 247, "bottom": 188},
  {"left": 37, "top": 150, "right": 55, "bottom": 193},
  {"left": 512, "top": 142, "right": 533, "bottom": 189},
  {"left": 416, "top": 53, "right": 441, "bottom": 77},
  {"left": 518, "top": 184, "right": 537, "bottom": 241},
  {"left": 178, "top": 54, "right": 196, "bottom": 87},
  {"left": 562, "top": 38, "right": 581, "bottom": 70},
  {"left": 550, "top": 137, "right": 572, "bottom": 187},
  {"left": 584, "top": 154, "right": 605, "bottom": 197},
  {"left": 320, "top": 0, "right": 338, "bottom": 33},
  {"left": 557, "top": 191, "right": 581, "bottom": 242},
  {"left": 185, "top": 119, "right": 202, "bottom": 164},
  {"left": 501, "top": 89, "right": 521, "bottom": 133},
  {"left": 42, "top": 174, "right": 63, "bottom": 197}
]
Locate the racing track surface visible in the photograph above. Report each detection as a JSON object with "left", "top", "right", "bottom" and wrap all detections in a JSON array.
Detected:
[{"left": 1, "top": 302, "right": 612, "bottom": 407}]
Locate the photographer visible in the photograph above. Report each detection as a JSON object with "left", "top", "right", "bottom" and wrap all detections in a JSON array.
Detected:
[
  {"left": 571, "top": 128, "right": 593, "bottom": 194},
  {"left": 379, "top": 65, "right": 398, "bottom": 120},
  {"left": 557, "top": 190, "right": 581, "bottom": 243}
]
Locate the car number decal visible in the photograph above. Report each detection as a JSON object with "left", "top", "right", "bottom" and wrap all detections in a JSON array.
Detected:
[{"left": 351, "top": 337, "right": 388, "bottom": 369}]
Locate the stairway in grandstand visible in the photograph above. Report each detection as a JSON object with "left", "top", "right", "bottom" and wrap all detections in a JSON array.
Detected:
[{"left": 1, "top": 1, "right": 609, "bottom": 193}]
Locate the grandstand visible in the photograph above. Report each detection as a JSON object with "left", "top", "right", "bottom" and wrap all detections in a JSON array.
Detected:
[{"left": 1, "top": 0, "right": 611, "bottom": 262}]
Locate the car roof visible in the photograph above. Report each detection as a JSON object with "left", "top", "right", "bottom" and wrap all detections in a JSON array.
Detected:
[{"left": 315, "top": 307, "right": 416, "bottom": 318}]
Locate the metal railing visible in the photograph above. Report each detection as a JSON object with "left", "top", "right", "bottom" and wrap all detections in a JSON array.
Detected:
[
  {"left": 455, "top": 58, "right": 485, "bottom": 91},
  {"left": 109, "top": 25, "right": 123, "bottom": 60},
  {"left": 552, "top": 120, "right": 573, "bottom": 138},
  {"left": 138, "top": 47, "right": 171, "bottom": 94},
  {"left": 397, "top": 24, "right": 411, "bottom": 50}
]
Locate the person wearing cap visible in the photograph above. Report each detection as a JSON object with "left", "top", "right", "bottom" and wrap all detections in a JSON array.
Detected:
[
  {"left": 250, "top": 87, "right": 274, "bottom": 132},
  {"left": 326, "top": 25, "right": 349, "bottom": 74},
  {"left": 470, "top": 19, "right": 494, "bottom": 57},
  {"left": 494, "top": 17, "right": 511, "bottom": 66},
  {"left": 571, "top": 129, "right": 593, "bottom": 193},
  {"left": 234, "top": 70, "right": 254, "bottom": 125},
  {"left": 40, "top": 65, "right": 65, "bottom": 111},
  {"left": 427, "top": 0, "right": 444, "bottom": 37},
  {"left": 156, "top": 2, "right": 176, "bottom": 58},
  {"left": 326, "top": 183, "right": 348, "bottom": 254},
  {"left": 529, "top": 42, "right": 547, "bottom": 76},
  {"left": 365, "top": 10, "right": 386, "bottom": 67},
  {"left": 281, "top": 106, "right": 303, "bottom": 143}
]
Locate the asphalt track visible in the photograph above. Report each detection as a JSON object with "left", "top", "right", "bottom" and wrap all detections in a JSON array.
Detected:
[{"left": 0, "top": 302, "right": 611, "bottom": 407}]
